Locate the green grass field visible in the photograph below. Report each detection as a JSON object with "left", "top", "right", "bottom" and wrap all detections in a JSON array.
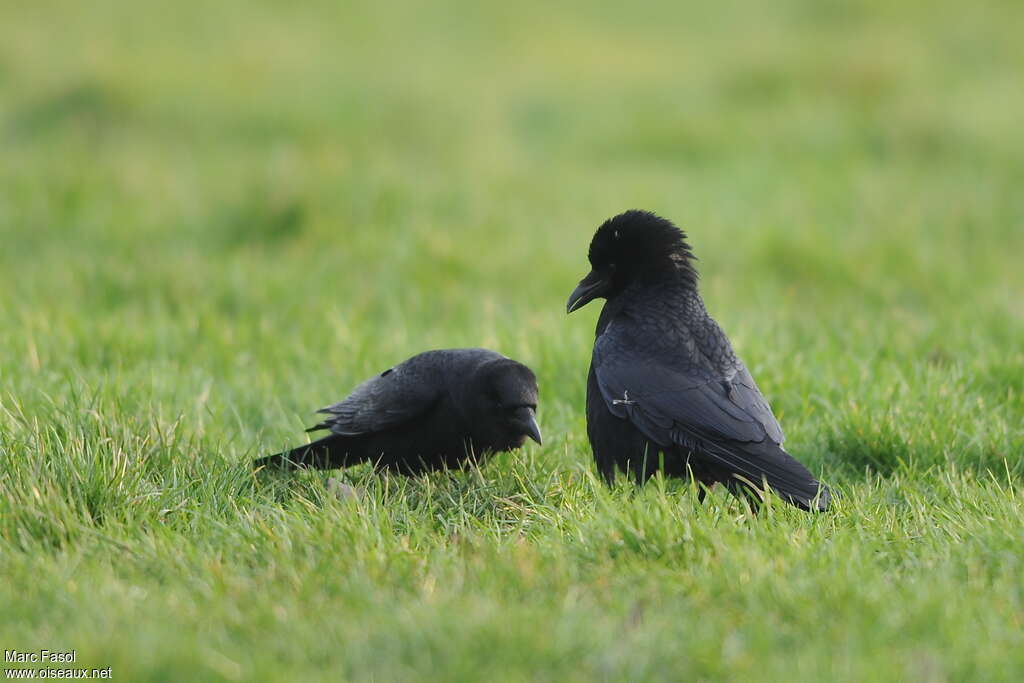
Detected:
[{"left": 2, "top": 0, "right": 1023, "bottom": 680}]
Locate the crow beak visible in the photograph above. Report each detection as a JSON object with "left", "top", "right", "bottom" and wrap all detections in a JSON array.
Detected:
[
  {"left": 566, "top": 270, "right": 610, "bottom": 313},
  {"left": 515, "top": 407, "right": 543, "bottom": 445}
]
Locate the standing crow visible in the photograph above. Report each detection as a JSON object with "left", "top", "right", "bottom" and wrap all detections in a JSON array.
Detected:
[
  {"left": 567, "top": 210, "right": 830, "bottom": 510},
  {"left": 254, "top": 349, "right": 541, "bottom": 474}
]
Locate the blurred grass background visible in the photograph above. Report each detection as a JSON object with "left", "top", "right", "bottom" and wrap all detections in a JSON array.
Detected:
[{"left": 1, "top": 0, "right": 1023, "bottom": 680}]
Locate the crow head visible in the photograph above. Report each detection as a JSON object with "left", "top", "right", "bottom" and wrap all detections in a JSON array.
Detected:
[
  {"left": 567, "top": 210, "right": 698, "bottom": 313},
  {"left": 467, "top": 359, "right": 541, "bottom": 453}
]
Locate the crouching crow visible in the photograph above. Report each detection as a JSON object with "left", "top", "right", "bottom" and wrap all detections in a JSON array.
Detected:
[
  {"left": 255, "top": 349, "right": 541, "bottom": 474},
  {"left": 567, "top": 210, "right": 830, "bottom": 511}
]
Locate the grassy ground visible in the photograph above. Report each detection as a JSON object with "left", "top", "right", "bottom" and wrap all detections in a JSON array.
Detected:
[{"left": 2, "top": 0, "right": 1023, "bottom": 680}]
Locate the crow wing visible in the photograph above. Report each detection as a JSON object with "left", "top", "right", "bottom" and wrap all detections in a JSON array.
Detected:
[
  {"left": 308, "top": 362, "right": 441, "bottom": 436},
  {"left": 593, "top": 321, "right": 783, "bottom": 447},
  {"left": 593, "top": 319, "right": 828, "bottom": 505}
]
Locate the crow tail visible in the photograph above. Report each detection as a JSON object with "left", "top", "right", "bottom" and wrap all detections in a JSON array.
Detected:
[
  {"left": 253, "top": 433, "right": 348, "bottom": 471},
  {"left": 692, "top": 436, "right": 831, "bottom": 511}
]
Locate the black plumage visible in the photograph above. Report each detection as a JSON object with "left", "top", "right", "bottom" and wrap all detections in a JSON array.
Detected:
[
  {"left": 254, "top": 349, "right": 541, "bottom": 474},
  {"left": 567, "top": 210, "right": 830, "bottom": 510}
]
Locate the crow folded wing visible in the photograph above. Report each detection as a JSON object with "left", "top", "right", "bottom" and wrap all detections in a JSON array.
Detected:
[
  {"left": 593, "top": 327, "right": 785, "bottom": 449},
  {"left": 308, "top": 366, "right": 441, "bottom": 436}
]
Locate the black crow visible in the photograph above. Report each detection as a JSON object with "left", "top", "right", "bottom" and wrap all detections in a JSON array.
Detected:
[
  {"left": 567, "top": 210, "right": 830, "bottom": 511},
  {"left": 255, "top": 348, "right": 541, "bottom": 474}
]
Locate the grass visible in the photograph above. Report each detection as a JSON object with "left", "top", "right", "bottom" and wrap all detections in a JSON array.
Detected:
[{"left": 1, "top": 0, "right": 1023, "bottom": 679}]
